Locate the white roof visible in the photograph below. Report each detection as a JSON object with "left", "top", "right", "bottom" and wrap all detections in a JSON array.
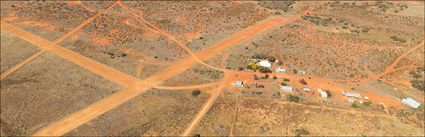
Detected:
[
  {"left": 275, "top": 67, "right": 285, "bottom": 72},
  {"left": 344, "top": 92, "right": 361, "bottom": 98},
  {"left": 401, "top": 98, "right": 421, "bottom": 109},
  {"left": 303, "top": 88, "right": 310, "bottom": 91},
  {"left": 281, "top": 86, "right": 293, "bottom": 91},
  {"left": 258, "top": 60, "right": 271, "bottom": 68},
  {"left": 235, "top": 81, "right": 244, "bottom": 87},
  {"left": 320, "top": 91, "right": 328, "bottom": 98}
]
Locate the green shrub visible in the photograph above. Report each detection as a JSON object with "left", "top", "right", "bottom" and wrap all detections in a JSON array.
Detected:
[
  {"left": 362, "top": 101, "right": 372, "bottom": 106},
  {"left": 410, "top": 80, "right": 425, "bottom": 92},
  {"left": 286, "top": 94, "right": 300, "bottom": 103},
  {"left": 351, "top": 103, "right": 359, "bottom": 108},
  {"left": 192, "top": 89, "right": 201, "bottom": 97},
  {"left": 295, "top": 128, "right": 309, "bottom": 137},
  {"left": 259, "top": 67, "right": 272, "bottom": 73}
]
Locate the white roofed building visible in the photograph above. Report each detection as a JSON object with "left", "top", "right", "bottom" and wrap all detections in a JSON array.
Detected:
[
  {"left": 275, "top": 67, "right": 286, "bottom": 73},
  {"left": 258, "top": 60, "right": 271, "bottom": 68},
  {"left": 401, "top": 98, "right": 421, "bottom": 109},
  {"left": 234, "top": 81, "right": 244, "bottom": 87},
  {"left": 319, "top": 91, "right": 328, "bottom": 98},
  {"left": 281, "top": 86, "right": 293, "bottom": 92},
  {"left": 342, "top": 91, "right": 361, "bottom": 98}
]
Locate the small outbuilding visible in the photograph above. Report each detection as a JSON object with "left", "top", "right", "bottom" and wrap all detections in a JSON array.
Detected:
[
  {"left": 342, "top": 91, "right": 361, "bottom": 98},
  {"left": 401, "top": 97, "right": 421, "bottom": 109},
  {"left": 275, "top": 67, "right": 286, "bottom": 73},
  {"left": 281, "top": 86, "right": 293, "bottom": 92},
  {"left": 234, "top": 81, "right": 244, "bottom": 87},
  {"left": 303, "top": 88, "right": 311, "bottom": 92},
  {"left": 319, "top": 91, "right": 328, "bottom": 99}
]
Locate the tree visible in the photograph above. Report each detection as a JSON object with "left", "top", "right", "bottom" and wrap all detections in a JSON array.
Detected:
[
  {"left": 273, "top": 75, "right": 277, "bottom": 79},
  {"left": 299, "top": 79, "right": 307, "bottom": 85},
  {"left": 267, "top": 56, "right": 276, "bottom": 62},
  {"left": 247, "top": 63, "right": 258, "bottom": 71},
  {"left": 259, "top": 67, "right": 272, "bottom": 73},
  {"left": 264, "top": 74, "right": 270, "bottom": 79},
  {"left": 192, "top": 89, "right": 201, "bottom": 97},
  {"left": 410, "top": 80, "right": 424, "bottom": 92},
  {"left": 286, "top": 94, "right": 300, "bottom": 103},
  {"left": 293, "top": 69, "right": 298, "bottom": 74},
  {"left": 283, "top": 78, "right": 290, "bottom": 82}
]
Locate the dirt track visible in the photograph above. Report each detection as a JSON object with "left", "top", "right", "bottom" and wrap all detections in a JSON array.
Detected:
[
  {"left": 1, "top": 21, "right": 138, "bottom": 87},
  {"left": 182, "top": 85, "right": 226, "bottom": 136},
  {"left": 28, "top": 15, "right": 288, "bottom": 136},
  {"left": 118, "top": 1, "right": 227, "bottom": 72}
]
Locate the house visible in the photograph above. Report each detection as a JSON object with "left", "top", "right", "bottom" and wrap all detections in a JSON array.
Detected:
[
  {"left": 258, "top": 60, "right": 272, "bottom": 68},
  {"left": 303, "top": 88, "right": 311, "bottom": 92},
  {"left": 319, "top": 91, "right": 328, "bottom": 98},
  {"left": 401, "top": 98, "right": 421, "bottom": 109},
  {"left": 342, "top": 91, "right": 361, "bottom": 98},
  {"left": 364, "top": 96, "right": 369, "bottom": 100},
  {"left": 275, "top": 67, "right": 286, "bottom": 73},
  {"left": 299, "top": 70, "right": 307, "bottom": 75},
  {"left": 281, "top": 86, "right": 293, "bottom": 92},
  {"left": 234, "top": 81, "right": 244, "bottom": 87}
]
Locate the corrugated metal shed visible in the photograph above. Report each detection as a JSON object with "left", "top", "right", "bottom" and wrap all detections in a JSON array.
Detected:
[{"left": 401, "top": 98, "right": 421, "bottom": 109}]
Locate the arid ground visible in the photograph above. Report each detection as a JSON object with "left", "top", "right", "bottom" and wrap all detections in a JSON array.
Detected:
[{"left": 1, "top": 1, "right": 424, "bottom": 136}]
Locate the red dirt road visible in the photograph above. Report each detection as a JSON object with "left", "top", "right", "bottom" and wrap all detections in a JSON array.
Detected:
[
  {"left": 0, "top": 1, "right": 118, "bottom": 80},
  {"left": 31, "top": 16, "right": 289, "bottom": 136},
  {"left": 1, "top": 21, "right": 138, "bottom": 87}
]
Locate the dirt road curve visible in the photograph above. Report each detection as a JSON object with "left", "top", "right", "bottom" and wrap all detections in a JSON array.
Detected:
[
  {"left": 378, "top": 41, "right": 424, "bottom": 78},
  {"left": 30, "top": 16, "right": 288, "bottom": 136},
  {"left": 1, "top": 21, "right": 138, "bottom": 87}
]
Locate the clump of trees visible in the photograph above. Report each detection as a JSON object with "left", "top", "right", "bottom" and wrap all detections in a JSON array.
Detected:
[
  {"left": 259, "top": 66, "right": 272, "bottom": 73},
  {"left": 246, "top": 63, "right": 272, "bottom": 73},
  {"left": 410, "top": 80, "right": 424, "bottom": 92},
  {"left": 251, "top": 54, "right": 276, "bottom": 62},
  {"left": 409, "top": 68, "right": 424, "bottom": 92},
  {"left": 192, "top": 89, "right": 201, "bottom": 97}
]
